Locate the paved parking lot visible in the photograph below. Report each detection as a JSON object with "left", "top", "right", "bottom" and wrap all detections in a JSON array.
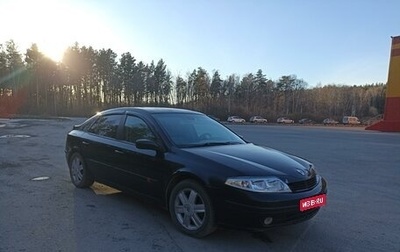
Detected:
[{"left": 0, "top": 118, "right": 399, "bottom": 251}]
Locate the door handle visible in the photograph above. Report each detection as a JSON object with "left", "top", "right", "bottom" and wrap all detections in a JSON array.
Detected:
[
  {"left": 82, "top": 141, "right": 89, "bottom": 145},
  {"left": 114, "top": 150, "right": 124, "bottom": 154}
]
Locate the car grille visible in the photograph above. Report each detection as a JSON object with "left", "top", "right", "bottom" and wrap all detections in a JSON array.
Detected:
[{"left": 288, "top": 176, "right": 317, "bottom": 192}]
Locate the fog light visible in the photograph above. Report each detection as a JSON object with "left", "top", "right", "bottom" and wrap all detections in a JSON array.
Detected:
[{"left": 263, "top": 217, "right": 273, "bottom": 225}]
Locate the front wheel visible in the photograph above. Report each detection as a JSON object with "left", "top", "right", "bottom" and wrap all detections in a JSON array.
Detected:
[
  {"left": 68, "top": 152, "right": 94, "bottom": 188},
  {"left": 169, "top": 180, "right": 216, "bottom": 237}
]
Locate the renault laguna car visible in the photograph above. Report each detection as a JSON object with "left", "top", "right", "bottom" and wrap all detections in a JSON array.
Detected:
[{"left": 65, "top": 107, "right": 327, "bottom": 237}]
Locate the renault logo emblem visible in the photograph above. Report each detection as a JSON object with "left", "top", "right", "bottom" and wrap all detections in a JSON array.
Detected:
[{"left": 296, "top": 169, "right": 306, "bottom": 176}]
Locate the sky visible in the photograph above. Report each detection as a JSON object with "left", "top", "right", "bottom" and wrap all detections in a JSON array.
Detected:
[{"left": 0, "top": 0, "right": 399, "bottom": 87}]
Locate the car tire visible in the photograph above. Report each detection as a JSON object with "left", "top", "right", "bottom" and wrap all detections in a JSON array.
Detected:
[
  {"left": 169, "top": 180, "right": 216, "bottom": 238},
  {"left": 68, "top": 152, "right": 94, "bottom": 188}
]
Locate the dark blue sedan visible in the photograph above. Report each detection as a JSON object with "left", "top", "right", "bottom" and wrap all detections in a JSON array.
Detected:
[{"left": 65, "top": 107, "right": 327, "bottom": 237}]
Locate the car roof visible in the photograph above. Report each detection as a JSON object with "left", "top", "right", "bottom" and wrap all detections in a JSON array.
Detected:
[{"left": 100, "top": 107, "right": 203, "bottom": 116}]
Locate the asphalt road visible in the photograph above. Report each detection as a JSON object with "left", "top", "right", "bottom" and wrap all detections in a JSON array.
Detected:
[{"left": 0, "top": 118, "right": 399, "bottom": 252}]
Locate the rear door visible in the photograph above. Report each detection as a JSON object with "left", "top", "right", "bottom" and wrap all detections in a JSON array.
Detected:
[{"left": 81, "top": 114, "right": 124, "bottom": 183}]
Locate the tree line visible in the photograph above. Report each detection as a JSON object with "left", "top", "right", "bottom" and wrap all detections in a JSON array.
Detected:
[{"left": 0, "top": 40, "right": 386, "bottom": 122}]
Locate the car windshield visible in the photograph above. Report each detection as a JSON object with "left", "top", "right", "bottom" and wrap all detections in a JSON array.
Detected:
[{"left": 153, "top": 113, "right": 246, "bottom": 147}]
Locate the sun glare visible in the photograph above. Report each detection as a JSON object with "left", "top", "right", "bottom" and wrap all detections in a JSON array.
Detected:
[
  {"left": 1, "top": 0, "right": 120, "bottom": 63},
  {"left": 40, "top": 43, "right": 66, "bottom": 63}
]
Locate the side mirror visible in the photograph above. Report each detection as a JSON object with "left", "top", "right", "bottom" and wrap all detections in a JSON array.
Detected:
[{"left": 136, "top": 139, "right": 163, "bottom": 153}]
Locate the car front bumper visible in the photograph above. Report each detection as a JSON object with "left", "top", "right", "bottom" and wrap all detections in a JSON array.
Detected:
[{"left": 211, "top": 177, "right": 327, "bottom": 230}]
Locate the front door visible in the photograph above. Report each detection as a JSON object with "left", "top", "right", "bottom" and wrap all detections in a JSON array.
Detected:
[{"left": 115, "top": 115, "right": 167, "bottom": 202}]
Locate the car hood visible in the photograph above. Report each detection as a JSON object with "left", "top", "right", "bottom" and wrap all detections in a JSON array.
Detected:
[{"left": 182, "top": 143, "right": 314, "bottom": 181}]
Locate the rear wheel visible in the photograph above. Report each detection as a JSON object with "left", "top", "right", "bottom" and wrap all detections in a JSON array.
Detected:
[
  {"left": 68, "top": 152, "right": 94, "bottom": 188},
  {"left": 169, "top": 180, "right": 216, "bottom": 237}
]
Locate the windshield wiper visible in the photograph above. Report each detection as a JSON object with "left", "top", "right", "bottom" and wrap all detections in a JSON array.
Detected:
[{"left": 182, "top": 141, "right": 243, "bottom": 148}]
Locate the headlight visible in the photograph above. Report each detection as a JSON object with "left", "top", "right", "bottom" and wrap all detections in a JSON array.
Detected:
[{"left": 225, "top": 177, "right": 292, "bottom": 193}]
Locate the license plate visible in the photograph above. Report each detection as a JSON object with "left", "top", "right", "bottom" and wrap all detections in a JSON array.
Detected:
[{"left": 299, "top": 194, "right": 326, "bottom": 211}]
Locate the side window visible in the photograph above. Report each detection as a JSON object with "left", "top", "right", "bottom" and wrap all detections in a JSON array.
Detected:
[
  {"left": 123, "top": 116, "right": 155, "bottom": 143},
  {"left": 88, "top": 115, "right": 121, "bottom": 138},
  {"left": 80, "top": 115, "right": 98, "bottom": 131}
]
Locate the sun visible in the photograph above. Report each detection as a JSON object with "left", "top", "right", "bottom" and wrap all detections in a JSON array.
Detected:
[
  {"left": 30, "top": 0, "right": 92, "bottom": 63},
  {"left": 39, "top": 43, "right": 66, "bottom": 63},
  {"left": 0, "top": 0, "right": 120, "bottom": 63}
]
